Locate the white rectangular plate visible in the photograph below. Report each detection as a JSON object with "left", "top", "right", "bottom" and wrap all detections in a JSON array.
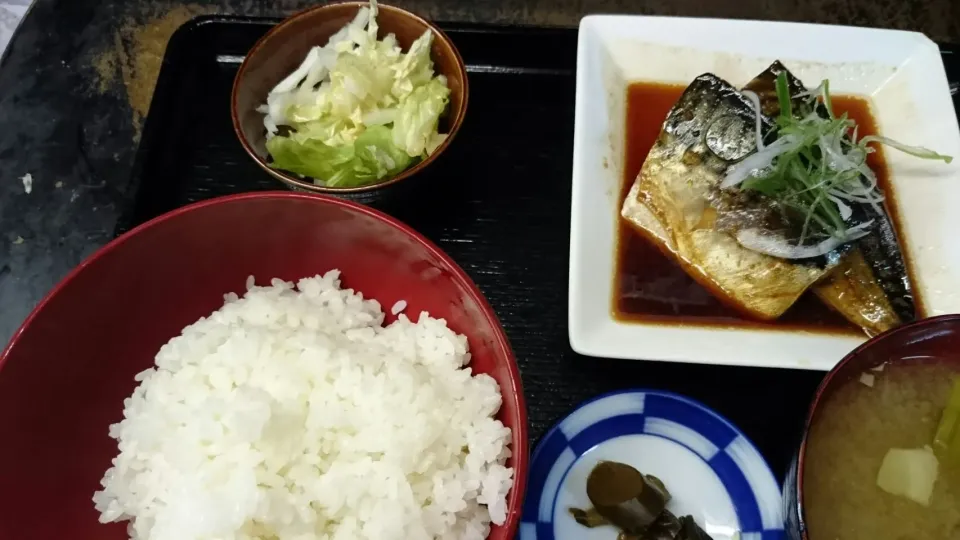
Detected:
[{"left": 568, "top": 15, "right": 960, "bottom": 370}]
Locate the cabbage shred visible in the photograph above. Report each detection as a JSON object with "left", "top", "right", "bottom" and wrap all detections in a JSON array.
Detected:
[{"left": 259, "top": 0, "right": 451, "bottom": 187}]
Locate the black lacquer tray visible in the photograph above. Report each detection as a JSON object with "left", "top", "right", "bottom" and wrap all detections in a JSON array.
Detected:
[{"left": 116, "top": 15, "right": 960, "bottom": 480}]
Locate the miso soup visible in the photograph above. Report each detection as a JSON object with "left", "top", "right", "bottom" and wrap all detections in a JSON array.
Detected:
[{"left": 803, "top": 362, "right": 960, "bottom": 540}]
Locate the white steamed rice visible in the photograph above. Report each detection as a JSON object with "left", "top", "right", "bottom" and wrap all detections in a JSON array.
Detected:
[{"left": 93, "top": 271, "right": 514, "bottom": 540}]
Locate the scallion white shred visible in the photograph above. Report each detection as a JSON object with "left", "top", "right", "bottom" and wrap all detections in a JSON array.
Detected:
[{"left": 741, "top": 89, "right": 766, "bottom": 151}]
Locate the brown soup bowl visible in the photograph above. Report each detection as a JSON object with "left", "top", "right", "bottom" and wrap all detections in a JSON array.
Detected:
[
  {"left": 784, "top": 314, "right": 960, "bottom": 540},
  {"left": 231, "top": 2, "right": 468, "bottom": 194}
]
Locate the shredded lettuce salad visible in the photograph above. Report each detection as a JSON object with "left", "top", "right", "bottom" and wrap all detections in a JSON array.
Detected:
[{"left": 258, "top": 0, "right": 451, "bottom": 187}]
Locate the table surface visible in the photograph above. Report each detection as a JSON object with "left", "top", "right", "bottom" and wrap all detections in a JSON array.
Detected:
[{"left": 1, "top": 0, "right": 959, "bottom": 345}]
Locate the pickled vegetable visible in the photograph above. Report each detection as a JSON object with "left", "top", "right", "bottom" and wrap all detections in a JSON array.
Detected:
[
  {"left": 569, "top": 507, "right": 609, "bottom": 528},
  {"left": 586, "top": 461, "right": 670, "bottom": 533},
  {"left": 678, "top": 515, "right": 714, "bottom": 540},
  {"left": 569, "top": 461, "right": 714, "bottom": 540}
]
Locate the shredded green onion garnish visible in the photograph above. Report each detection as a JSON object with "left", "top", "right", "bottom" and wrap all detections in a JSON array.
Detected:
[
  {"left": 934, "top": 377, "right": 960, "bottom": 465},
  {"left": 821, "top": 80, "right": 834, "bottom": 119},
  {"left": 776, "top": 73, "right": 793, "bottom": 121},
  {"left": 725, "top": 72, "right": 953, "bottom": 247}
]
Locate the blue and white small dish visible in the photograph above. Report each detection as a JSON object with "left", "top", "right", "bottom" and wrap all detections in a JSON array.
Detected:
[{"left": 520, "top": 390, "right": 784, "bottom": 540}]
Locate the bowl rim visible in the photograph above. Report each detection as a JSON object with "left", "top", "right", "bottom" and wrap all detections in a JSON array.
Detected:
[
  {"left": 0, "top": 191, "right": 528, "bottom": 535},
  {"left": 230, "top": 1, "right": 470, "bottom": 194},
  {"left": 791, "top": 312, "right": 960, "bottom": 539}
]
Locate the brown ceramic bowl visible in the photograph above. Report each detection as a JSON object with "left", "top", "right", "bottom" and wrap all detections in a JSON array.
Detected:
[
  {"left": 783, "top": 314, "right": 960, "bottom": 540},
  {"left": 231, "top": 2, "right": 468, "bottom": 194}
]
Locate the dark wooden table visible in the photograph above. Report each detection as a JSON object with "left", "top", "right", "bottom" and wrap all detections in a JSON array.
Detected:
[{"left": 0, "top": 0, "right": 958, "bottom": 343}]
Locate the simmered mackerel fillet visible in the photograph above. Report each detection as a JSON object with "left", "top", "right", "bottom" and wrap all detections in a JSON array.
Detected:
[
  {"left": 621, "top": 61, "right": 915, "bottom": 330},
  {"left": 621, "top": 71, "right": 830, "bottom": 320}
]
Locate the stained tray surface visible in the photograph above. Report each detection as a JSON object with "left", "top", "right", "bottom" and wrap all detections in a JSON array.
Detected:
[{"left": 117, "top": 15, "right": 960, "bottom": 479}]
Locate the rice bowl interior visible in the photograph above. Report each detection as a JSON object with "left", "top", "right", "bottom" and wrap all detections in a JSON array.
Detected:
[{"left": 93, "top": 271, "right": 514, "bottom": 540}]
